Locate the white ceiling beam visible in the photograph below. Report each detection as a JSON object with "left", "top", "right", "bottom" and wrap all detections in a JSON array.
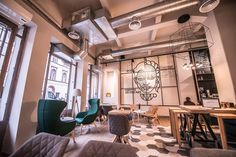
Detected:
[
  {"left": 115, "top": 38, "right": 122, "bottom": 47},
  {"left": 148, "top": 16, "right": 162, "bottom": 55}
]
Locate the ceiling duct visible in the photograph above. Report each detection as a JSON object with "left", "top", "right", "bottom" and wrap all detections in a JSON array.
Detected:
[
  {"left": 74, "top": 38, "right": 89, "bottom": 60},
  {"left": 108, "top": 38, "right": 206, "bottom": 57},
  {"left": 110, "top": 0, "right": 199, "bottom": 28},
  {"left": 94, "top": 9, "right": 117, "bottom": 41},
  {"left": 66, "top": 7, "right": 108, "bottom": 45},
  {"left": 0, "top": 0, "right": 32, "bottom": 26}
]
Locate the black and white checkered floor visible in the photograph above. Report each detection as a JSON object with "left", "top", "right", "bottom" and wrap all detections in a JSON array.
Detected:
[{"left": 129, "top": 124, "right": 190, "bottom": 157}]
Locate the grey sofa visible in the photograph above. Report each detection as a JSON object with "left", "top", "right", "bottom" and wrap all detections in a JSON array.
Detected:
[
  {"left": 190, "top": 148, "right": 236, "bottom": 157},
  {"left": 78, "top": 140, "right": 137, "bottom": 157},
  {"left": 10, "top": 133, "right": 137, "bottom": 157}
]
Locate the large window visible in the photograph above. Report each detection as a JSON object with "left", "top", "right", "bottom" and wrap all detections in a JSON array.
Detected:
[
  {"left": 43, "top": 50, "right": 76, "bottom": 108},
  {"left": 87, "top": 65, "right": 99, "bottom": 101},
  {"left": 0, "top": 16, "right": 27, "bottom": 121}
]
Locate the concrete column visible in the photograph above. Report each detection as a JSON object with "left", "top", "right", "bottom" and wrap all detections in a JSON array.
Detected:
[
  {"left": 204, "top": 0, "right": 236, "bottom": 103},
  {"left": 76, "top": 60, "right": 88, "bottom": 112}
]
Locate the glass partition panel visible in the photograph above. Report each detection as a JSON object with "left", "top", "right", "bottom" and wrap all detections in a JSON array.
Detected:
[
  {"left": 121, "top": 60, "right": 132, "bottom": 73},
  {"left": 121, "top": 89, "right": 133, "bottom": 105},
  {"left": 161, "top": 70, "right": 176, "bottom": 87},
  {"left": 121, "top": 73, "right": 133, "bottom": 88},
  {"left": 162, "top": 87, "right": 179, "bottom": 105},
  {"left": 159, "top": 55, "right": 174, "bottom": 70}
]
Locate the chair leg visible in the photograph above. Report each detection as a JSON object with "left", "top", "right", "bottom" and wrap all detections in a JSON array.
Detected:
[
  {"left": 71, "top": 130, "right": 76, "bottom": 143},
  {"left": 112, "top": 136, "right": 118, "bottom": 143},
  {"left": 93, "top": 122, "right": 97, "bottom": 128},
  {"left": 80, "top": 124, "right": 83, "bottom": 135},
  {"left": 123, "top": 136, "right": 130, "bottom": 144}
]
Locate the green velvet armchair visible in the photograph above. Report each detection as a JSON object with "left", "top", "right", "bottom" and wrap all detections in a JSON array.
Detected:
[
  {"left": 75, "top": 98, "right": 100, "bottom": 133},
  {"left": 37, "top": 99, "right": 76, "bottom": 140}
]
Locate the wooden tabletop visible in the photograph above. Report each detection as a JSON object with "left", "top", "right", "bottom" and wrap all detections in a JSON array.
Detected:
[
  {"left": 108, "top": 110, "right": 131, "bottom": 115},
  {"left": 180, "top": 105, "right": 236, "bottom": 114},
  {"left": 169, "top": 107, "right": 181, "bottom": 110},
  {"left": 210, "top": 113, "right": 236, "bottom": 118}
]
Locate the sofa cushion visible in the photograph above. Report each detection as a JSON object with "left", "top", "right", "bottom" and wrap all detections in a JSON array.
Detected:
[
  {"left": 78, "top": 140, "right": 138, "bottom": 157},
  {"left": 10, "top": 133, "right": 69, "bottom": 157}
]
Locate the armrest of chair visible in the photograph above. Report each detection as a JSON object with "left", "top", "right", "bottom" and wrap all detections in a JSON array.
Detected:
[
  {"left": 78, "top": 140, "right": 138, "bottom": 157},
  {"left": 190, "top": 148, "right": 236, "bottom": 157},
  {"left": 76, "top": 111, "right": 87, "bottom": 118}
]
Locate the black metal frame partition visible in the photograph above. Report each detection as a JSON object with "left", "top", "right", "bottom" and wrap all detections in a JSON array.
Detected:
[{"left": 119, "top": 54, "right": 180, "bottom": 107}]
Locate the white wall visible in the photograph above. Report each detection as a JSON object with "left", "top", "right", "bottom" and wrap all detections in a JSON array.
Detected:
[
  {"left": 102, "top": 62, "right": 120, "bottom": 107},
  {"left": 2, "top": 0, "right": 93, "bottom": 153}
]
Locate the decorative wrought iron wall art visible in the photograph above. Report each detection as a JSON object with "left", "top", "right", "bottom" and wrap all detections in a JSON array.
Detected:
[{"left": 133, "top": 59, "right": 160, "bottom": 101}]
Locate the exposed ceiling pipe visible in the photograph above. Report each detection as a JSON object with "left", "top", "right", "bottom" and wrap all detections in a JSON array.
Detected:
[
  {"left": 111, "top": 38, "right": 206, "bottom": 57},
  {"left": 74, "top": 38, "right": 89, "bottom": 60},
  {"left": 110, "top": 0, "right": 199, "bottom": 28}
]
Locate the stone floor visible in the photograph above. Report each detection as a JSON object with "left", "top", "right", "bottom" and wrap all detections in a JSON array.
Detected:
[{"left": 64, "top": 117, "right": 190, "bottom": 157}]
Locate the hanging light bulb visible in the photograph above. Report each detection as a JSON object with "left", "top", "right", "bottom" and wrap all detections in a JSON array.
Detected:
[
  {"left": 195, "top": 61, "right": 200, "bottom": 66},
  {"left": 189, "top": 63, "right": 194, "bottom": 67},
  {"left": 182, "top": 63, "right": 188, "bottom": 69}
]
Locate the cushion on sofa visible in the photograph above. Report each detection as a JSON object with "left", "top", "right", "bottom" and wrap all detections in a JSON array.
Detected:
[
  {"left": 10, "top": 132, "right": 69, "bottom": 157},
  {"left": 78, "top": 140, "right": 138, "bottom": 157}
]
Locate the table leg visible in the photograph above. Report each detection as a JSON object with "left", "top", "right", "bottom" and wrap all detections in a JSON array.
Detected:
[
  {"left": 217, "top": 117, "right": 228, "bottom": 149},
  {"left": 202, "top": 114, "right": 220, "bottom": 148},
  {"left": 170, "top": 110, "right": 176, "bottom": 138},
  {"left": 138, "top": 113, "right": 140, "bottom": 123},
  {"left": 191, "top": 114, "right": 199, "bottom": 137},
  {"left": 196, "top": 119, "right": 208, "bottom": 140},
  {"left": 174, "top": 112, "right": 181, "bottom": 147}
]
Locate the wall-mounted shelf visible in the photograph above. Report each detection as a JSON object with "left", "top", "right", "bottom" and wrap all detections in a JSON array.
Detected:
[{"left": 191, "top": 49, "right": 218, "bottom": 101}]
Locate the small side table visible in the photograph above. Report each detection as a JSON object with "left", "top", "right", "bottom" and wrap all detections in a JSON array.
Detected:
[
  {"left": 60, "top": 116, "right": 75, "bottom": 122},
  {"left": 133, "top": 110, "right": 145, "bottom": 123},
  {"left": 60, "top": 116, "right": 76, "bottom": 143}
]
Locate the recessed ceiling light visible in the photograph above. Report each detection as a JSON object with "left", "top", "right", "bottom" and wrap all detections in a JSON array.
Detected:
[
  {"left": 199, "top": 0, "right": 220, "bottom": 13},
  {"left": 129, "top": 16, "right": 141, "bottom": 31}
]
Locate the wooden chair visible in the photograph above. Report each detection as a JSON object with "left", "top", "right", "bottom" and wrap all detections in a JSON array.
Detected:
[{"left": 141, "top": 105, "right": 160, "bottom": 125}]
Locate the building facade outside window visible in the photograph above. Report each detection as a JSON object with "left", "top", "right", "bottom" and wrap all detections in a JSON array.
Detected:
[
  {"left": 61, "top": 70, "right": 67, "bottom": 83},
  {"left": 87, "top": 65, "right": 99, "bottom": 103},
  {"left": 44, "top": 54, "right": 71, "bottom": 102},
  {"left": 49, "top": 67, "right": 57, "bottom": 80}
]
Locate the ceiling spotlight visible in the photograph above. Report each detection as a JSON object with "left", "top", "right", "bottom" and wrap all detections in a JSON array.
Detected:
[
  {"left": 68, "top": 30, "right": 80, "bottom": 40},
  {"left": 199, "top": 0, "right": 220, "bottom": 13},
  {"left": 129, "top": 16, "right": 141, "bottom": 31}
]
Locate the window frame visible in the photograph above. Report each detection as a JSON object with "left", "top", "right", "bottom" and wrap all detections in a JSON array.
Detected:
[
  {"left": 0, "top": 15, "right": 28, "bottom": 122},
  {"left": 42, "top": 44, "right": 75, "bottom": 103},
  {"left": 0, "top": 16, "right": 18, "bottom": 97},
  {"left": 87, "top": 65, "right": 99, "bottom": 100}
]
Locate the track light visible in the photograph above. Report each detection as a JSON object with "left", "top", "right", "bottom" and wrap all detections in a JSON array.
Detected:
[
  {"left": 199, "top": 0, "right": 220, "bottom": 13},
  {"left": 68, "top": 30, "right": 80, "bottom": 40},
  {"left": 129, "top": 16, "right": 141, "bottom": 31}
]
